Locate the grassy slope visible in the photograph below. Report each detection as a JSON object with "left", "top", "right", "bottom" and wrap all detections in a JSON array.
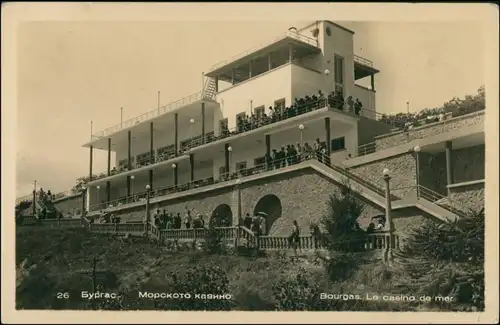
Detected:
[{"left": 15, "top": 227, "right": 426, "bottom": 311}]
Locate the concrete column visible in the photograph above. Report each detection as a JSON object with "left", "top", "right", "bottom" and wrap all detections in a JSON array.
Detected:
[
  {"left": 149, "top": 170, "right": 153, "bottom": 190},
  {"left": 224, "top": 144, "right": 230, "bottom": 175},
  {"left": 174, "top": 113, "right": 179, "bottom": 156},
  {"left": 106, "top": 181, "right": 111, "bottom": 203},
  {"left": 268, "top": 53, "right": 272, "bottom": 70},
  {"left": 201, "top": 103, "right": 206, "bottom": 144},
  {"left": 173, "top": 165, "right": 178, "bottom": 187},
  {"left": 231, "top": 68, "right": 235, "bottom": 84},
  {"left": 107, "top": 138, "right": 111, "bottom": 176},
  {"left": 265, "top": 135, "right": 271, "bottom": 160},
  {"left": 324, "top": 117, "right": 331, "bottom": 155},
  {"left": 214, "top": 77, "right": 219, "bottom": 92},
  {"left": 445, "top": 141, "right": 454, "bottom": 194},
  {"left": 189, "top": 154, "right": 195, "bottom": 183},
  {"left": 249, "top": 61, "right": 253, "bottom": 78},
  {"left": 127, "top": 130, "right": 132, "bottom": 170},
  {"left": 370, "top": 74, "right": 375, "bottom": 91},
  {"left": 89, "top": 145, "right": 93, "bottom": 181},
  {"left": 288, "top": 44, "right": 293, "bottom": 63},
  {"left": 150, "top": 122, "right": 154, "bottom": 164},
  {"left": 126, "top": 176, "right": 131, "bottom": 198}
]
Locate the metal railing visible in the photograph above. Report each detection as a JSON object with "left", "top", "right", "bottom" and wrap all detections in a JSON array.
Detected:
[
  {"left": 357, "top": 110, "right": 485, "bottom": 157},
  {"left": 417, "top": 185, "right": 469, "bottom": 218},
  {"left": 183, "top": 97, "right": 329, "bottom": 150},
  {"left": 207, "top": 30, "right": 319, "bottom": 73},
  {"left": 354, "top": 54, "right": 374, "bottom": 68},
  {"left": 91, "top": 92, "right": 206, "bottom": 140},
  {"left": 89, "top": 155, "right": 320, "bottom": 211}
]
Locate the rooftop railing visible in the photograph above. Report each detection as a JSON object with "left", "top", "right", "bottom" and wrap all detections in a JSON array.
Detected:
[
  {"left": 207, "top": 30, "right": 319, "bottom": 74},
  {"left": 354, "top": 55, "right": 374, "bottom": 68}
]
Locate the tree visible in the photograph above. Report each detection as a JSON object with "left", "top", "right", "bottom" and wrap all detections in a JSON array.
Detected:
[{"left": 395, "top": 208, "right": 484, "bottom": 311}]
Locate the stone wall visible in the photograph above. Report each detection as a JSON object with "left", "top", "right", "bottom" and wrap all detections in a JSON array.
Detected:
[
  {"left": 374, "top": 111, "right": 484, "bottom": 151},
  {"left": 53, "top": 195, "right": 83, "bottom": 216},
  {"left": 349, "top": 153, "right": 417, "bottom": 199},
  {"left": 449, "top": 182, "right": 485, "bottom": 213},
  {"left": 239, "top": 169, "right": 383, "bottom": 236},
  {"left": 419, "top": 152, "right": 448, "bottom": 195},
  {"left": 452, "top": 144, "right": 485, "bottom": 183}
]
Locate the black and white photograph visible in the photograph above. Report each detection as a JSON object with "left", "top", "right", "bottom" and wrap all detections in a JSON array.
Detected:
[{"left": 2, "top": 2, "right": 498, "bottom": 324}]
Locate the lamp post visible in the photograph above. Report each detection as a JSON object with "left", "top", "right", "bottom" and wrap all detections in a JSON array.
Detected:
[
  {"left": 81, "top": 185, "right": 87, "bottom": 225},
  {"left": 413, "top": 145, "right": 421, "bottom": 199},
  {"left": 227, "top": 146, "right": 233, "bottom": 175},
  {"left": 324, "top": 69, "right": 331, "bottom": 99},
  {"left": 382, "top": 168, "right": 394, "bottom": 263},
  {"left": 406, "top": 100, "right": 410, "bottom": 114},
  {"left": 96, "top": 185, "right": 101, "bottom": 210},
  {"left": 130, "top": 175, "right": 135, "bottom": 201},
  {"left": 299, "top": 124, "right": 304, "bottom": 147},
  {"left": 145, "top": 184, "right": 151, "bottom": 237},
  {"left": 189, "top": 118, "right": 195, "bottom": 149}
]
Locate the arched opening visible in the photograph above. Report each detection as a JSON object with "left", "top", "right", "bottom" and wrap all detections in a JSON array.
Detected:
[
  {"left": 253, "top": 194, "right": 282, "bottom": 235},
  {"left": 211, "top": 204, "right": 233, "bottom": 227}
]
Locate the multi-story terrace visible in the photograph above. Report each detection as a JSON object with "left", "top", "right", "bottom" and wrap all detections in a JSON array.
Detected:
[{"left": 20, "top": 21, "right": 485, "bottom": 236}]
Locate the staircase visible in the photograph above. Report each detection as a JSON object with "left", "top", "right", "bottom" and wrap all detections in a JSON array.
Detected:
[
  {"left": 202, "top": 76, "right": 217, "bottom": 100},
  {"left": 311, "top": 157, "right": 467, "bottom": 221}
]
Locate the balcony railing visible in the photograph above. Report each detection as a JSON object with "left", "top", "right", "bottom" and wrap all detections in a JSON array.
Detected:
[
  {"left": 357, "top": 110, "right": 485, "bottom": 157},
  {"left": 354, "top": 55, "right": 373, "bottom": 68},
  {"left": 207, "top": 30, "right": 319, "bottom": 73},
  {"left": 91, "top": 92, "right": 210, "bottom": 141},
  {"left": 183, "top": 97, "right": 329, "bottom": 150}
]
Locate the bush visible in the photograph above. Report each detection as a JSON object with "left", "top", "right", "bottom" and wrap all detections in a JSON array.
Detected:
[
  {"left": 273, "top": 268, "right": 334, "bottom": 311},
  {"left": 203, "top": 227, "right": 225, "bottom": 254},
  {"left": 160, "top": 264, "right": 234, "bottom": 310},
  {"left": 396, "top": 208, "right": 484, "bottom": 311}
]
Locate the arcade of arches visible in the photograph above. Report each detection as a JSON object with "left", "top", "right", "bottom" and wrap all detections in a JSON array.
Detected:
[{"left": 209, "top": 195, "right": 283, "bottom": 234}]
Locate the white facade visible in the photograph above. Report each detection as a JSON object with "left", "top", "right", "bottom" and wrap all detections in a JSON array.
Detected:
[{"left": 84, "top": 21, "right": 382, "bottom": 210}]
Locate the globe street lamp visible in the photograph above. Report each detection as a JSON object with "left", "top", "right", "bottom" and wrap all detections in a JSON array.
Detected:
[
  {"left": 299, "top": 124, "right": 304, "bottom": 148},
  {"left": 414, "top": 145, "right": 421, "bottom": 198},
  {"left": 227, "top": 146, "right": 233, "bottom": 175}
]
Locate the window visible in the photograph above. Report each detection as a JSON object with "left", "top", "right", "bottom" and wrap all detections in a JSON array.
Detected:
[
  {"left": 334, "top": 54, "right": 344, "bottom": 96},
  {"left": 254, "top": 106, "right": 265, "bottom": 119},
  {"left": 254, "top": 156, "right": 265, "bottom": 167},
  {"left": 274, "top": 98, "right": 286, "bottom": 114},
  {"left": 331, "top": 137, "right": 346, "bottom": 152},
  {"left": 235, "top": 161, "right": 247, "bottom": 172}
]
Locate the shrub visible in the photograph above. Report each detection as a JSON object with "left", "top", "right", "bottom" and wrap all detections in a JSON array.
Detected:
[
  {"left": 396, "top": 208, "right": 484, "bottom": 311},
  {"left": 160, "top": 264, "right": 234, "bottom": 311},
  {"left": 273, "top": 268, "right": 334, "bottom": 311}
]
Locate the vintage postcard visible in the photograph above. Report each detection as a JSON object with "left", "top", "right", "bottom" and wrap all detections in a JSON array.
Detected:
[{"left": 2, "top": 2, "right": 498, "bottom": 324}]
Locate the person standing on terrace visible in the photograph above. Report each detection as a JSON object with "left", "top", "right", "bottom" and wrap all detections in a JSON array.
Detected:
[{"left": 288, "top": 220, "right": 301, "bottom": 259}]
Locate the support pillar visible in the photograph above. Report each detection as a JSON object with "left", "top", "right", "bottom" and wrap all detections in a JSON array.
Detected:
[
  {"left": 201, "top": 103, "right": 206, "bottom": 144},
  {"left": 149, "top": 170, "right": 153, "bottom": 190},
  {"left": 150, "top": 122, "right": 154, "bottom": 164},
  {"left": 265, "top": 135, "right": 271, "bottom": 160},
  {"left": 383, "top": 173, "right": 394, "bottom": 263},
  {"left": 214, "top": 77, "right": 219, "bottom": 92},
  {"left": 370, "top": 74, "right": 375, "bottom": 91},
  {"left": 231, "top": 68, "right": 235, "bottom": 85},
  {"left": 106, "top": 181, "right": 111, "bottom": 204},
  {"left": 126, "top": 176, "right": 131, "bottom": 198},
  {"left": 107, "top": 138, "right": 111, "bottom": 176},
  {"left": 89, "top": 145, "right": 93, "bottom": 181},
  {"left": 324, "top": 117, "right": 331, "bottom": 155},
  {"left": 288, "top": 44, "right": 293, "bottom": 63},
  {"left": 268, "top": 53, "right": 272, "bottom": 70},
  {"left": 445, "top": 141, "right": 454, "bottom": 195},
  {"left": 189, "top": 154, "right": 195, "bottom": 183},
  {"left": 224, "top": 144, "right": 230, "bottom": 175},
  {"left": 249, "top": 61, "right": 253, "bottom": 78},
  {"left": 173, "top": 165, "right": 178, "bottom": 188},
  {"left": 127, "top": 131, "right": 132, "bottom": 170},
  {"left": 174, "top": 113, "right": 179, "bottom": 156}
]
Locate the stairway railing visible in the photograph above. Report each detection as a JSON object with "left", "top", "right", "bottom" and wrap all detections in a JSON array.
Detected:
[{"left": 417, "top": 185, "right": 469, "bottom": 218}]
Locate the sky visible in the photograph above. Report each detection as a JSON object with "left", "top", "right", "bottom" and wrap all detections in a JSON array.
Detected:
[{"left": 14, "top": 11, "right": 487, "bottom": 197}]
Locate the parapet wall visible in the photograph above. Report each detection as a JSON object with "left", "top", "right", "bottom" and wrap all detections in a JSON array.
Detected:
[{"left": 374, "top": 111, "right": 484, "bottom": 151}]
